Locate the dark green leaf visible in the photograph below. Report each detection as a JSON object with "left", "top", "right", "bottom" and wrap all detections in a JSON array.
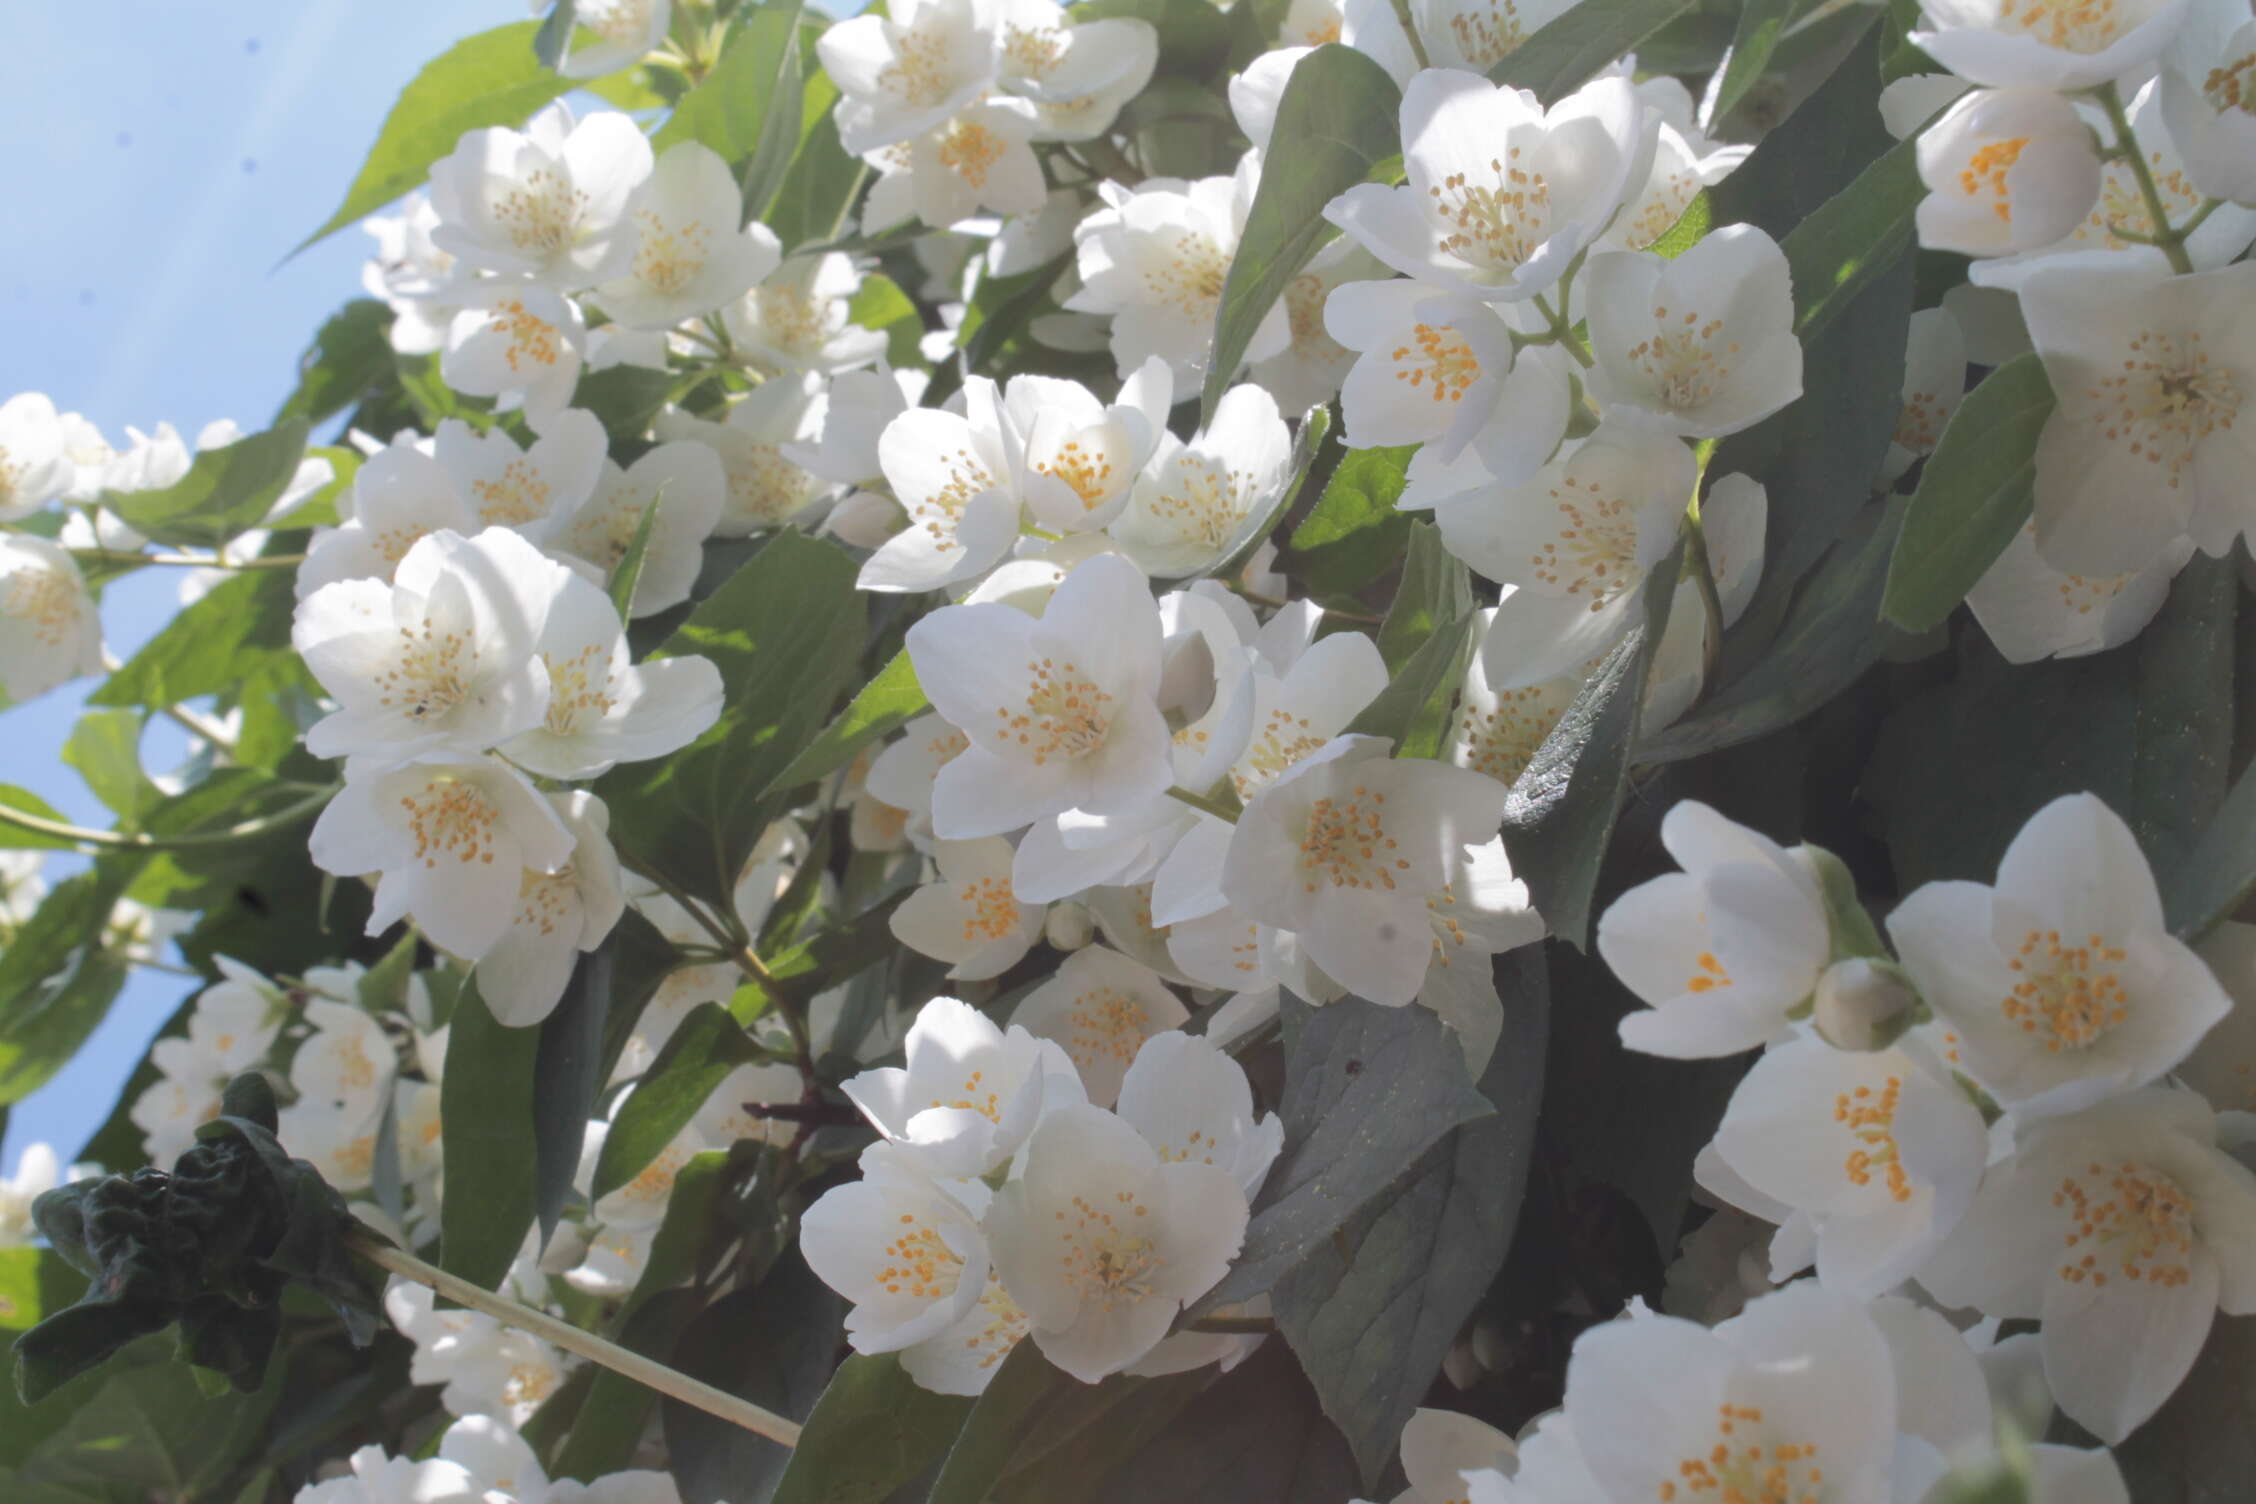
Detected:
[
  {"left": 1882, "top": 355, "right": 2053, "bottom": 633},
  {"left": 1500, "top": 535, "right": 1685, "bottom": 947},
  {"left": 276, "top": 300, "right": 398, "bottom": 427},
  {"left": 105, "top": 421, "right": 311, "bottom": 551},
  {"left": 768, "top": 1354, "right": 975, "bottom": 1504},
  {"left": 595, "top": 532, "right": 865, "bottom": 907},
  {"left": 764, "top": 96, "right": 866, "bottom": 253},
  {"left": 2169, "top": 759, "right": 2256, "bottom": 942},
  {"left": 9, "top": 1339, "right": 281, "bottom": 1499},
  {"left": 1200, "top": 45, "right": 1400, "bottom": 425},
  {"left": 1273, "top": 948, "right": 1547, "bottom": 1484},
  {"left": 762, "top": 649, "right": 926, "bottom": 799},
  {"left": 663, "top": 1251, "right": 843, "bottom": 1504},
  {"left": 298, "top": 22, "right": 575, "bottom": 251},
  {"left": 1283, "top": 444, "right": 1415, "bottom": 598},
  {"left": 1075, "top": 0, "right": 1233, "bottom": 74},
  {"left": 1489, "top": 0, "right": 1699, "bottom": 100},
  {"left": 91, "top": 569, "right": 299, "bottom": 710},
  {"left": 0, "top": 860, "right": 137, "bottom": 1106},
  {"left": 1348, "top": 609, "right": 1477, "bottom": 761},
  {"left": 574, "top": 364, "right": 682, "bottom": 446},
  {"left": 728, "top": 892, "right": 910, "bottom": 1023},
  {"left": 1709, "top": 0, "right": 1797, "bottom": 128},
  {"left": 532, "top": 947, "right": 614, "bottom": 1244},
  {"left": 1197, "top": 996, "right": 1494, "bottom": 1312},
  {"left": 990, "top": 1363, "right": 1212, "bottom": 1502},
  {"left": 1091, "top": 1339, "right": 1358, "bottom": 1504},
  {"left": 438, "top": 977, "right": 541, "bottom": 1291},
  {"left": 591, "top": 1004, "right": 765, "bottom": 1200}
]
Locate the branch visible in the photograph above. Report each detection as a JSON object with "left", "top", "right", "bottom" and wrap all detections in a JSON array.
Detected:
[{"left": 0, "top": 785, "right": 335, "bottom": 851}]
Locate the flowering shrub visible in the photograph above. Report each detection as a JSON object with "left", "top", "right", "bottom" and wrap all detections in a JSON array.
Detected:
[{"left": 4, "top": 0, "right": 2255, "bottom": 1498}]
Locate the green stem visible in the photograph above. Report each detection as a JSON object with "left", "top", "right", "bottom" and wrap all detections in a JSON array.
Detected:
[
  {"left": 67, "top": 548, "right": 305, "bottom": 571},
  {"left": 1681, "top": 510, "right": 1727, "bottom": 697},
  {"left": 2095, "top": 81, "right": 2195, "bottom": 275},
  {"left": 347, "top": 1230, "right": 801, "bottom": 1446},
  {"left": 1166, "top": 784, "right": 1241, "bottom": 823},
  {"left": 0, "top": 785, "right": 335, "bottom": 852},
  {"left": 1532, "top": 294, "right": 1594, "bottom": 370},
  {"left": 1387, "top": 0, "right": 1432, "bottom": 68}
]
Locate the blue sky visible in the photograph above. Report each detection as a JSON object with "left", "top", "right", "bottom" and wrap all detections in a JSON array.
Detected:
[{"left": 0, "top": 3, "right": 514, "bottom": 1175}]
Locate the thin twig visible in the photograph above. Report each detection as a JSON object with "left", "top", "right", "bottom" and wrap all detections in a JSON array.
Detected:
[
  {"left": 0, "top": 785, "right": 335, "bottom": 851},
  {"left": 347, "top": 1230, "right": 802, "bottom": 1447}
]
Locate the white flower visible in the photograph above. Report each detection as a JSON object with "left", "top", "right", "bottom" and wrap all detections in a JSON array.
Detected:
[
  {"left": 1909, "top": 0, "right": 2192, "bottom": 90},
  {"left": 1882, "top": 306, "right": 1969, "bottom": 487},
  {"left": 590, "top": 140, "right": 781, "bottom": 327},
  {"left": 658, "top": 374, "right": 834, "bottom": 537},
  {"left": 1916, "top": 1087, "right": 2256, "bottom": 1442},
  {"left": 1445, "top": 608, "right": 1580, "bottom": 788},
  {"left": 840, "top": 995, "right": 1083, "bottom": 1178},
  {"left": 1114, "top": 1030, "right": 1283, "bottom": 1196},
  {"left": 293, "top": 527, "right": 569, "bottom": 775},
  {"left": 1004, "top": 360, "right": 1170, "bottom": 535},
  {"left": 0, "top": 392, "right": 69, "bottom": 520},
  {"left": 898, "top": 1270, "right": 1034, "bottom": 1394},
  {"left": 1324, "top": 70, "right": 1654, "bottom": 304},
  {"left": 1391, "top": 1407, "right": 1516, "bottom": 1504},
  {"left": 783, "top": 364, "right": 925, "bottom": 491},
  {"left": 503, "top": 569, "right": 722, "bottom": 779},
  {"left": 551, "top": 439, "right": 726, "bottom": 616},
  {"left": 291, "top": 996, "right": 396, "bottom": 1125},
  {"left": 890, "top": 837, "right": 1048, "bottom": 979},
  {"left": 0, "top": 1144, "right": 65, "bottom": 1246},
  {"left": 2023, "top": 258, "right": 2256, "bottom": 574},
  {"left": 861, "top": 99, "right": 1049, "bottom": 233},
  {"left": 1583, "top": 225, "right": 1802, "bottom": 439},
  {"left": 1462, "top": 1410, "right": 1605, "bottom": 1504},
  {"left": 1704, "top": 1032, "right": 1988, "bottom": 1297},
  {"left": 1249, "top": 240, "right": 1391, "bottom": 414},
  {"left": 0, "top": 534, "right": 102, "bottom": 701},
  {"left": 908, "top": 552, "right": 1172, "bottom": 836},
  {"left": 437, "top": 408, "right": 611, "bottom": 541},
  {"left": 1599, "top": 100, "right": 1751, "bottom": 255},
  {"left": 1066, "top": 155, "right": 1288, "bottom": 387},
  {"left": 820, "top": 0, "right": 1000, "bottom": 155},
  {"left": 1415, "top": 836, "right": 1545, "bottom": 1071},
  {"left": 442, "top": 283, "right": 587, "bottom": 417},
  {"left": 297, "top": 438, "right": 477, "bottom": 596},
  {"left": 1887, "top": 791, "right": 2230, "bottom": 1116},
  {"left": 309, "top": 758, "right": 576, "bottom": 961},
  {"left": 437, "top": 1413, "right": 681, "bottom": 1503},
  {"left": 1643, "top": 472, "right": 1768, "bottom": 728},
  {"left": 802, "top": 1141, "right": 994, "bottom": 1352},
  {"left": 1109, "top": 383, "right": 1295, "bottom": 578},
  {"left": 1595, "top": 801, "right": 1830, "bottom": 1058},
  {"left": 552, "top": 0, "right": 673, "bottom": 80},
  {"left": 1561, "top": 1283, "right": 1897, "bottom": 1504},
  {"left": 363, "top": 194, "right": 462, "bottom": 356},
  {"left": 867, "top": 711, "right": 972, "bottom": 850},
  {"left": 385, "top": 1280, "right": 572, "bottom": 1427},
  {"left": 860, "top": 378, "right": 1023, "bottom": 592},
  {"left": 991, "top": 0, "right": 1157, "bottom": 141},
  {"left": 1223, "top": 736, "right": 1508, "bottom": 1006},
  {"left": 1966, "top": 521, "right": 2192, "bottom": 662},
  {"left": 278, "top": 1096, "right": 384, "bottom": 1193},
  {"left": 1915, "top": 87, "right": 2104, "bottom": 257},
  {"left": 1435, "top": 425, "right": 1694, "bottom": 690},
  {"left": 426, "top": 102, "right": 652, "bottom": 287},
  {"left": 987, "top": 1102, "right": 1248, "bottom": 1383},
  {"left": 474, "top": 791, "right": 627, "bottom": 1026},
  {"left": 0, "top": 850, "right": 45, "bottom": 937},
  {"left": 2162, "top": 18, "right": 2256, "bottom": 204},
  {"left": 132, "top": 963, "right": 285, "bottom": 1164},
  {"left": 292, "top": 1444, "right": 479, "bottom": 1504},
  {"left": 1010, "top": 945, "right": 1189, "bottom": 1106},
  {"left": 723, "top": 253, "right": 888, "bottom": 375},
  {"left": 1324, "top": 278, "right": 1522, "bottom": 458}
]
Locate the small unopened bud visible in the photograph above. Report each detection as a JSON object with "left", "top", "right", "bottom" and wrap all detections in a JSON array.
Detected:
[
  {"left": 1812, "top": 957, "right": 1922, "bottom": 1051},
  {"left": 1044, "top": 902, "right": 1094, "bottom": 953}
]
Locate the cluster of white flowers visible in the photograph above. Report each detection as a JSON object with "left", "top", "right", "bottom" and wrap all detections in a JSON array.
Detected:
[
  {"left": 298, "top": 1413, "right": 676, "bottom": 1504},
  {"left": 1592, "top": 790, "right": 2256, "bottom": 1455},
  {"left": 799, "top": 993, "right": 1278, "bottom": 1390}
]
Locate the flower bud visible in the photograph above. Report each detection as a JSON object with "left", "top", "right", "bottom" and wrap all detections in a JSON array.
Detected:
[
  {"left": 1915, "top": 87, "right": 2102, "bottom": 257},
  {"left": 1043, "top": 901, "right": 1094, "bottom": 953},
  {"left": 1812, "top": 957, "right": 1922, "bottom": 1052}
]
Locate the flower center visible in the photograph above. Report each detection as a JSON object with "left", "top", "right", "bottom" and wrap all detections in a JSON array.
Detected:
[
  {"left": 1235, "top": 706, "right": 1328, "bottom": 798},
  {"left": 878, "top": 1214, "right": 966, "bottom": 1301},
  {"left": 1063, "top": 986, "right": 1152, "bottom": 1071},
  {"left": 994, "top": 658, "right": 1114, "bottom": 764},
  {"left": 489, "top": 299, "right": 564, "bottom": 373},
  {"left": 1528, "top": 473, "right": 1643, "bottom": 608},
  {"left": 495, "top": 166, "right": 588, "bottom": 257},
  {"left": 582, "top": 0, "right": 656, "bottom": 45},
  {"left": 1392, "top": 322, "right": 1482, "bottom": 403},
  {"left": 1003, "top": 23, "right": 1066, "bottom": 76},
  {"left": 469, "top": 458, "right": 554, "bottom": 527},
  {"left": 956, "top": 878, "right": 1025, "bottom": 946},
  {"left": 2057, "top": 1160, "right": 2196, "bottom": 1288},
  {"left": 752, "top": 283, "right": 832, "bottom": 358},
  {"left": 399, "top": 778, "right": 504, "bottom": 867},
  {"left": 1658, "top": 1404, "right": 1825, "bottom": 1503},
  {"left": 1058, "top": 1191, "right": 1163, "bottom": 1310},
  {"left": 1457, "top": 683, "right": 1571, "bottom": 785},
  {"left": 542, "top": 643, "right": 614, "bottom": 735},
  {"left": 2206, "top": 52, "right": 2256, "bottom": 114},
  {"left": 938, "top": 118, "right": 1007, "bottom": 189},
  {"left": 1145, "top": 454, "right": 1250, "bottom": 552},
  {"left": 1957, "top": 137, "right": 2030, "bottom": 222},
  {"left": 1685, "top": 950, "right": 1732, "bottom": 993},
  {"left": 928, "top": 1067, "right": 1004, "bottom": 1121},
  {"left": 516, "top": 867, "right": 577, "bottom": 937},
  {"left": 1034, "top": 435, "right": 1119, "bottom": 509},
  {"left": 2, "top": 566, "right": 80, "bottom": 647},
  {"left": 1297, "top": 785, "right": 1410, "bottom": 892},
  {"left": 2003, "top": 927, "right": 2130, "bottom": 1050},
  {"left": 878, "top": 27, "right": 959, "bottom": 109},
  {"left": 1143, "top": 228, "right": 1231, "bottom": 321},
  {"left": 1445, "top": 0, "right": 1528, "bottom": 69},
  {"left": 376, "top": 621, "right": 475, "bottom": 722},
  {"left": 1625, "top": 302, "right": 1737, "bottom": 412},
  {"left": 1836, "top": 1077, "right": 1913, "bottom": 1204},
  {"left": 632, "top": 211, "right": 712, "bottom": 296},
  {"left": 720, "top": 439, "right": 815, "bottom": 528},
  {"left": 1993, "top": 0, "right": 2139, "bottom": 52},
  {"left": 2082, "top": 328, "right": 2247, "bottom": 490},
  {"left": 1428, "top": 148, "right": 1552, "bottom": 274}
]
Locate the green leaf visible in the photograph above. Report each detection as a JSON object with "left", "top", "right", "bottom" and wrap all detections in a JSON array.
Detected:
[
  {"left": 764, "top": 94, "right": 866, "bottom": 253},
  {"left": 1499, "top": 535, "right": 1685, "bottom": 947},
  {"left": 1708, "top": 0, "right": 1797, "bottom": 126},
  {"left": 663, "top": 1251, "right": 842, "bottom": 1504},
  {"left": 534, "top": 0, "right": 578, "bottom": 69},
  {"left": 847, "top": 273, "right": 925, "bottom": 371},
  {"left": 61, "top": 711, "right": 158, "bottom": 827},
  {"left": 1779, "top": 135, "right": 1922, "bottom": 343},
  {"left": 125, "top": 769, "right": 332, "bottom": 912},
  {"left": 1348, "top": 523, "right": 1477, "bottom": 759},
  {"left": 1075, "top": 0, "right": 1234, "bottom": 74},
  {"left": 1869, "top": 553, "right": 2238, "bottom": 895},
  {"left": 595, "top": 532, "right": 865, "bottom": 907},
  {"left": 1283, "top": 444, "right": 1415, "bottom": 598},
  {"left": 104, "top": 421, "right": 311, "bottom": 551},
  {"left": 9, "top": 1339, "right": 281, "bottom": 1500},
  {"left": 728, "top": 892, "right": 910, "bottom": 1023},
  {"left": 0, "top": 860, "right": 137, "bottom": 1106},
  {"left": 437, "top": 976, "right": 541, "bottom": 1291},
  {"left": 608, "top": 493, "right": 663, "bottom": 625},
  {"left": 1197, "top": 996, "right": 1495, "bottom": 1313},
  {"left": 1273, "top": 949, "right": 1548, "bottom": 1485},
  {"left": 573, "top": 364, "right": 683, "bottom": 446},
  {"left": 531, "top": 948, "right": 615, "bottom": 1244},
  {"left": 768, "top": 1354, "right": 975, "bottom": 1504},
  {"left": 0, "top": 787, "right": 78, "bottom": 852},
  {"left": 2169, "top": 760, "right": 2256, "bottom": 942},
  {"left": 1201, "top": 45, "right": 1399, "bottom": 426},
  {"left": 297, "top": 22, "right": 575, "bottom": 251},
  {"left": 1647, "top": 188, "right": 1713, "bottom": 259},
  {"left": 1882, "top": 355, "right": 2054, "bottom": 633},
  {"left": 928, "top": 1344, "right": 1065, "bottom": 1504},
  {"left": 762, "top": 649, "right": 927, "bottom": 799},
  {"left": 1373, "top": 522, "right": 1472, "bottom": 674},
  {"left": 653, "top": 0, "right": 805, "bottom": 165},
  {"left": 1488, "top": 0, "right": 1700, "bottom": 100},
  {"left": 590, "top": 1003, "right": 764, "bottom": 1201},
  {"left": 1090, "top": 1340, "right": 1359, "bottom": 1504},
  {"left": 91, "top": 569, "right": 299, "bottom": 710},
  {"left": 276, "top": 300, "right": 398, "bottom": 427},
  {"left": 930, "top": 1341, "right": 1213, "bottom": 1503}
]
